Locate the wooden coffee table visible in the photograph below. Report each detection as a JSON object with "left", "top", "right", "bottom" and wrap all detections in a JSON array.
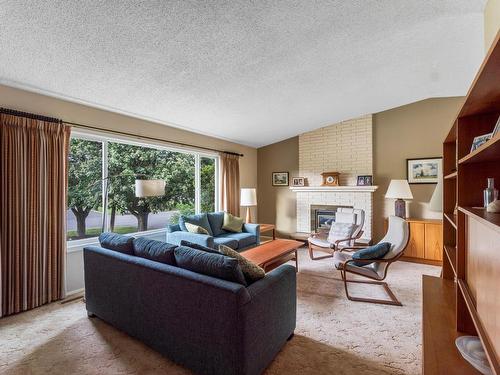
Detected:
[{"left": 241, "top": 239, "right": 303, "bottom": 272}]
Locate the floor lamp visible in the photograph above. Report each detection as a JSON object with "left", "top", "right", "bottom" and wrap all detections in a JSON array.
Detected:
[{"left": 240, "top": 188, "right": 257, "bottom": 223}]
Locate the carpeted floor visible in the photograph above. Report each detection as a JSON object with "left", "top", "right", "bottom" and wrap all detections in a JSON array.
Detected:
[{"left": 0, "top": 248, "right": 440, "bottom": 375}]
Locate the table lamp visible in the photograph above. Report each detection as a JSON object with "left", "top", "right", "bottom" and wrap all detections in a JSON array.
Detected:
[
  {"left": 385, "top": 180, "right": 413, "bottom": 218},
  {"left": 240, "top": 188, "right": 257, "bottom": 223}
]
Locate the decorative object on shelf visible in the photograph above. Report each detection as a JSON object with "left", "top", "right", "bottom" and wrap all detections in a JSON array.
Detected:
[
  {"left": 321, "top": 171, "right": 340, "bottom": 186},
  {"left": 272, "top": 172, "right": 289, "bottom": 186},
  {"left": 455, "top": 336, "right": 493, "bottom": 375},
  {"left": 385, "top": 179, "right": 413, "bottom": 218},
  {"left": 240, "top": 188, "right": 257, "bottom": 223},
  {"left": 491, "top": 115, "right": 500, "bottom": 136},
  {"left": 356, "top": 175, "right": 373, "bottom": 186},
  {"left": 291, "top": 177, "right": 306, "bottom": 187},
  {"left": 471, "top": 133, "right": 493, "bottom": 152},
  {"left": 429, "top": 177, "right": 443, "bottom": 212},
  {"left": 483, "top": 178, "right": 499, "bottom": 207},
  {"left": 407, "top": 157, "right": 442, "bottom": 184},
  {"left": 487, "top": 199, "right": 500, "bottom": 213}
]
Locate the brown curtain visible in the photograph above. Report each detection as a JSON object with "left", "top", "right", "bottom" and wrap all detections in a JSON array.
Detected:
[
  {"left": 219, "top": 153, "right": 240, "bottom": 216},
  {"left": 0, "top": 112, "right": 71, "bottom": 317}
]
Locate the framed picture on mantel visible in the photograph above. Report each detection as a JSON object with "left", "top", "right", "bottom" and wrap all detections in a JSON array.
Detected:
[{"left": 407, "top": 157, "right": 442, "bottom": 184}]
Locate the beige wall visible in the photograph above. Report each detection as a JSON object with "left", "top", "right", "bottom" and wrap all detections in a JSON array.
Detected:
[
  {"left": 485, "top": 0, "right": 500, "bottom": 51},
  {"left": 257, "top": 137, "right": 299, "bottom": 237},
  {"left": 372, "top": 97, "right": 463, "bottom": 241},
  {"left": 0, "top": 84, "right": 258, "bottom": 201}
]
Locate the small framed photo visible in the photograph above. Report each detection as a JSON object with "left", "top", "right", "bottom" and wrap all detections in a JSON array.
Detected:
[
  {"left": 471, "top": 133, "right": 492, "bottom": 152},
  {"left": 292, "top": 177, "right": 306, "bottom": 187},
  {"left": 357, "top": 175, "right": 373, "bottom": 186},
  {"left": 272, "top": 172, "right": 289, "bottom": 186},
  {"left": 407, "top": 157, "right": 442, "bottom": 184}
]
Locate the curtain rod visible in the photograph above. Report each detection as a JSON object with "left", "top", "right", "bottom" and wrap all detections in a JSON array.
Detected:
[{"left": 0, "top": 107, "right": 244, "bottom": 157}]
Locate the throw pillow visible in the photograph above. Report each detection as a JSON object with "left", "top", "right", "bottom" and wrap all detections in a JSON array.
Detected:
[
  {"left": 327, "top": 222, "right": 356, "bottom": 243},
  {"left": 174, "top": 246, "right": 247, "bottom": 286},
  {"left": 352, "top": 242, "right": 392, "bottom": 266},
  {"left": 179, "top": 213, "right": 213, "bottom": 236},
  {"left": 222, "top": 212, "right": 244, "bottom": 233},
  {"left": 99, "top": 232, "right": 134, "bottom": 255},
  {"left": 207, "top": 211, "right": 226, "bottom": 236},
  {"left": 185, "top": 222, "right": 210, "bottom": 235},
  {"left": 133, "top": 237, "right": 177, "bottom": 265},
  {"left": 180, "top": 240, "right": 221, "bottom": 254},
  {"left": 219, "top": 244, "right": 265, "bottom": 284}
]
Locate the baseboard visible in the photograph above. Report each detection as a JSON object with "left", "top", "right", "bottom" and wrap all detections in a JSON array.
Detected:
[{"left": 400, "top": 256, "right": 442, "bottom": 266}]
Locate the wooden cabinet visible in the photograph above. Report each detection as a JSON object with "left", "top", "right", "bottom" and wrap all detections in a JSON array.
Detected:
[{"left": 384, "top": 218, "right": 443, "bottom": 265}]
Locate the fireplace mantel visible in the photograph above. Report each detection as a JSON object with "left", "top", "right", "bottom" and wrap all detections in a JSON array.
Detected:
[{"left": 290, "top": 186, "right": 378, "bottom": 193}]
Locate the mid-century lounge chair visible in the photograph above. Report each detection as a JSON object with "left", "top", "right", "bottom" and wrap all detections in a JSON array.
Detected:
[
  {"left": 307, "top": 209, "right": 365, "bottom": 260},
  {"left": 333, "top": 215, "right": 409, "bottom": 306}
]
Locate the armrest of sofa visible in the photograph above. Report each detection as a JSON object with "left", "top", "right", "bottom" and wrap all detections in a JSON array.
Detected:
[
  {"left": 243, "top": 223, "right": 260, "bottom": 244},
  {"left": 166, "top": 231, "right": 215, "bottom": 248},
  {"left": 239, "top": 264, "right": 296, "bottom": 375}
]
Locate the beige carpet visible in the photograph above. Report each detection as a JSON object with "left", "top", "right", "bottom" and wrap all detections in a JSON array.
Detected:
[{"left": 0, "top": 248, "right": 440, "bottom": 375}]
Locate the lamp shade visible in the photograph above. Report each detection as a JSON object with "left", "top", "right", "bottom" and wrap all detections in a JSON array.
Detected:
[
  {"left": 240, "top": 188, "right": 257, "bottom": 206},
  {"left": 385, "top": 180, "right": 413, "bottom": 200},
  {"left": 429, "top": 179, "right": 443, "bottom": 212},
  {"left": 135, "top": 179, "right": 165, "bottom": 198}
]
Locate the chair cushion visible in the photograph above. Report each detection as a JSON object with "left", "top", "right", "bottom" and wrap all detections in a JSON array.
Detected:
[
  {"left": 327, "top": 222, "right": 356, "bottom": 243},
  {"left": 207, "top": 211, "right": 227, "bottom": 236},
  {"left": 352, "top": 242, "right": 391, "bottom": 266},
  {"left": 133, "top": 237, "right": 177, "bottom": 265},
  {"left": 180, "top": 240, "right": 221, "bottom": 254},
  {"left": 99, "top": 232, "right": 134, "bottom": 255},
  {"left": 333, "top": 251, "right": 383, "bottom": 279},
  {"left": 222, "top": 212, "right": 244, "bottom": 233},
  {"left": 213, "top": 236, "right": 239, "bottom": 250},
  {"left": 307, "top": 236, "right": 331, "bottom": 248},
  {"left": 179, "top": 213, "right": 213, "bottom": 236},
  {"left": 219, "top": 244, "right": 265, "bottom": 284},
  {"left": 185, "top": 222, "right": 210, "bottom": 235},
  {"left": 217, "top": 232, "right": 256, "bottom": 250},
  {"left": 174, "top": 246, "right": 247, "bottom": 286}
]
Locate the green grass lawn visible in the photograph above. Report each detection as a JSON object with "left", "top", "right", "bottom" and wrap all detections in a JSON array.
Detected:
[{"left": 67, "top": 226, "right": 136, "bottom": 240}]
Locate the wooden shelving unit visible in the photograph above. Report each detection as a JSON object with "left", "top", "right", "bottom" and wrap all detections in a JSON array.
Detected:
[{"left": 422, "top": 31, "right": 500, "bottom": 375}]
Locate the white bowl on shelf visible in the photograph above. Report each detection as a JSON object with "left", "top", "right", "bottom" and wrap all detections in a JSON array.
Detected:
[{"left": 455, "top": 336, "right": 492, "bottom": 375}]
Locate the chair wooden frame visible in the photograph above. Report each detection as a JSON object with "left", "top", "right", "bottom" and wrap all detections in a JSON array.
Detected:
[
  {"left": 308, "top": 231, "right": 363, "bottom": 260},
  {"left": 337, "top": 247, "right": 405, "bottom": 306}
]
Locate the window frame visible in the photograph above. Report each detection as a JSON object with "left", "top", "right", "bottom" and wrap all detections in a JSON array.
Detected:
[{"left": 67, "top": 129, "right": 219, "bottom": 246}]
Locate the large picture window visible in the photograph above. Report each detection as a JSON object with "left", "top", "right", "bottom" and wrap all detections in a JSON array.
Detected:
[{"left": 67, "top": 133, "right": 217, "bottom": 241}]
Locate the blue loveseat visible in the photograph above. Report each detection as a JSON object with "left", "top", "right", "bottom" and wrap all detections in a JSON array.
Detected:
[
  {"left": 84, "top": 235, "right": 296, "bottom": 375},
  {"left": 166, "top": 211, "right": 260, "bottom": 251}
]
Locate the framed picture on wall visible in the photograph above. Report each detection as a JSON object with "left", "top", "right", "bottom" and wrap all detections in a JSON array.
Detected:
[
  {"left": 407, "top": 157, "right": 442, "bottom": 184},
  {"left": 272, "top": 172, "right": 289, "bottom": 186}
]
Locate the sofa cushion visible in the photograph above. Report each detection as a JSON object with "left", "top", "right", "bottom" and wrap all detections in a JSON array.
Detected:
[
  {"left": 217, "top": 232, "right": 256, "bottom": 250},
  {"left": 222, "top": 212, "right": 244, "bottom": 233},
  {"left": 133, "top": 237, "right": 177, "bottom": 265},
  {"left": 99, "top": 232, "right": 134, "bottom": 255},
  {"left": 207, "top": 211, "right": 226, "bottom": 236},
  {"left": 174, "top": 246, "right": 247, "bottom": 286},
  {"left": 185, "top": 222, "right": 210, "bottom": 235},
  {"left": 219, "top": 244, "right": 265, "bottom": 284},
  {"left": 213, "top": 236, "right": 239, "bottom": 250},
  {"left": 352, "top": 242, "right": 391, "bottom": 266},
  {"left": 179, "top": 213, "right": 213, "bottom": 236},
  {"left": 180, "top": 240, "right": 221, "bottom": 254}
]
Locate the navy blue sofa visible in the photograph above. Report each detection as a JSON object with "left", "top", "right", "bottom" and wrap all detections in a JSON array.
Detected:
[
  {"left": 166, "top": 211, "right": 260, "bottom": 251},
  {"left": 83, "top": 242, "right": 296, "bottom": 375}
]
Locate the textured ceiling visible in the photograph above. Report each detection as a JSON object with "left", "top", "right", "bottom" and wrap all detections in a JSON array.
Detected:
[{"left": 0, "top": 1, "right": 487, "bottom": 147}]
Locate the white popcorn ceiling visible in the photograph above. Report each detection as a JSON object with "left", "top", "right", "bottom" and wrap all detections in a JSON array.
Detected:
[{"left": 0, "top": 1, "right": 487, "bottom": 147}]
